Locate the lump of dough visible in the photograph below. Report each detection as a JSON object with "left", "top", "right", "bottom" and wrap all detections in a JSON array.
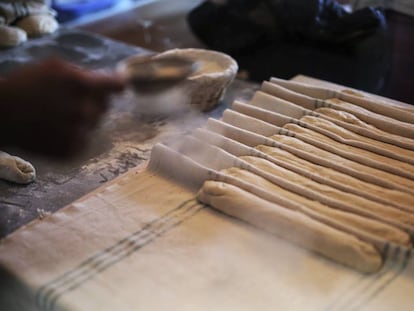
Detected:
[
  {"left": 0, "top": 151, "right": 36, "bottom": 184},
  {"left": 15, "top": 14, "right": 59, "bottom": 37},
  {"left": 0, "top": 25, "right": 27, "bottom": 47}
]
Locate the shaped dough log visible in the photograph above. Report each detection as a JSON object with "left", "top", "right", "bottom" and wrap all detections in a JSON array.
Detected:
[
  {"left": 256, "top": 145, "right": 414, "bottom": 214},
  {"left": 0, "top": 151, "right": 36, "bottom": 184},
  {"left": 325, "top": 98, "right": 414, "bottom": 138},
  {"left": 239, "top": 156, "right": 414, "bottom": 233},
  {"left": 269, "top": 135, "right": 414, "bottom": 192},
  {"left": 299, "top": 115, "right": 414, "bottom": 164},
  {"left": 198, "top": 180, "right": 382, "bottom": 273},
  {"left": 222, "top": 167, "right": 411, "bottom": 245},
  {"left": 315, "top": 107, "right": 414, "bottom": 150},
  {"left": 283, "top": 123, "right": 414, "bottom": 180}
]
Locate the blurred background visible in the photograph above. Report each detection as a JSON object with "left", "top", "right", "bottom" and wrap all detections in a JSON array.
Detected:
[{"left": 56, "top": 0, "right": 412, "bottom": 104}]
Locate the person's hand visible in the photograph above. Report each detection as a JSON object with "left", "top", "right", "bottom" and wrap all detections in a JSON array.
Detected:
[{"left": 0, "top": 59, "right": 126, "bottom": 156}]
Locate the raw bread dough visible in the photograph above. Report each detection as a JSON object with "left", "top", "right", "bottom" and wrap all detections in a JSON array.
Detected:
[
  {"left": 283, "top": 123, "right": 414, "bottom": 179},
  {"left": 256, "top": 145, "right": 414, "bottom": 214},
  {"left": 240, "top": 156, "right": 414, "bottom": 231},
  {"left": 0, "top": 25, "right": 27, "bottom": 47},
  {"left": 315, "top": 107, "right": 414, "bottom": 149},
  {"left": 0, "top": 151, "right": 36, "bottom": 184},
  {"left": 316, "top": 107, "right": 376, "bottom": 128},
  {"left": 222, "top": 166, "right": 412, "bottom": 243},
  {"left": 325, "top": 98, "right": 414, "bottom": 138},
  {"left": 299, "top": 115, "right": 414, "bottom": 162},
  {"left": 15, "top": 14, "right": 58, "bottom": 37},
  {"left": 269, "top": 135, "right": 414, "bottom": 191},
  {"left": 198, "top": 180, "right": 383, "bottom": 273}
]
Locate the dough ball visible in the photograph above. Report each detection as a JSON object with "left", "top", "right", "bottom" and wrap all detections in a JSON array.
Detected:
[
  {"left": 15, "top": 14, "right": 59, "bottom": 37},
  {"left": 0, "top": 25, "right": 27, "bottom": 47},
  {"left": 0, "top": 152, "right": 36, "bottom": 184}
]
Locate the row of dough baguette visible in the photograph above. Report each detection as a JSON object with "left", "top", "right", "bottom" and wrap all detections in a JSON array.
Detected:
[
  {"left": 219, "top": 109, "right": 414, "bottom": 194},
  {"left": 195, "top": 128, "right": 414, "bottom": 213},
  {"left": 152, "top": 79, "right": 413, "bottom": 273},
  {"left": 197, "top": 82, "right": 414, "bottom": 272},
  {"left": 235, "top": 97, "right": 414, "bottom": 165},
  {"left": 189, "top": 129, "right": 411, "bottom": 273},
  {"left": 153, "top": 132, "right": 407, "bottom": 273},
  {"left": 224, "top": 104, "right": 414, "bottom": 181},
  {"left": 215, "top": 97, "right": 414, "bottom": 228},
  {"left": 187, "top": 129, "right": 414, "bottom": 240},
  {"left": 256, "top": 85, "right": 414, "bottom": 151},
  {"left": 264, "top": 79, "right": 414, "bottom": 138},
  {"left": 150, "top": 143, "right": 384, "bottom": 273},
  {"left": 268, "top": 77, "right": 414, "bottom": 123}
]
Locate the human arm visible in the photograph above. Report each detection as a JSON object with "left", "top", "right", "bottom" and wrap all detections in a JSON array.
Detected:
[{"left": 0, "top": 59, "right": 126, "bottom": 156}]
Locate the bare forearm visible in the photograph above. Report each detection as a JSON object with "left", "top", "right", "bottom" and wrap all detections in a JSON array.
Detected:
[{"left": 0, "top": 59, "right": 125, "bottom": 156}]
